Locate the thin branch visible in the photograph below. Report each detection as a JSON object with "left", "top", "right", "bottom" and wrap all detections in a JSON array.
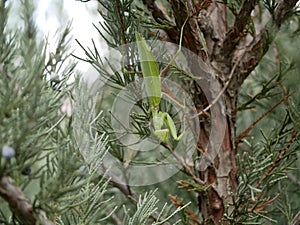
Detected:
[
  {"left": 115, "top": 0, "right": 133, "bottom": 73},
  {"left": 115, "top": 0, "right": 127, "bottom": 46},
  {"left": 99, "top": 165, "right": 139, "bottom": 201},
  {"left": 160, "top": 15, "right": 188, "bottom": 77},
  {"left": 273, "top": 44, "right": 291, "bottom": 106},
  {"left": 111, "top": 213, "right": 122, "bottom": 225},
  {"left": 232, "top": 0, "right": 299, "bottom": 85},
  {"left": 197, "top": 57, "right": 237, "bottom": 116},
  {"left": 142, "top": 0, "right": 178, "bottom": 42},
  {"left": 169, "top": 0, "right": 206, "bottom": 57},
  {"left": 236, "top": 93, "right": 292, "bottom": 143},
  {"left": 98, "top": 166, "right": 171, "bottom": 225},
  {"left": 220, "top": 0, "right": 258, "bottom": 58},
  {"left": 162, "top": 143, "right": 205, "bottom": 186},
  {"left": 256, "top": 129, "right": 299, "bottom": 187},
  {"left": 0, "top": 64, "right": 21, "bottom": 95},
  {"left": 0, "top": 176, "right": 54, "bottom": 225},
  {"left": 168, "top": 194, "right": 202, "bottom": 225},
  {"left": 291, "top": 210, "right": 300, "bottom": 225},
  {"left": 274, "top": 0, "right": 299, "bottom": 27}
]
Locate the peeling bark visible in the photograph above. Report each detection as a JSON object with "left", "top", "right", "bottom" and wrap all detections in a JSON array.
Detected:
[{"left": 142, "top": 0, "right": 299, "bottom": 223}]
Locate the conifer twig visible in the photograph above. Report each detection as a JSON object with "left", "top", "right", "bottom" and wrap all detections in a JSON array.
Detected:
[
  {"left": 196, "top": 44, "right": 247, "bottom": 117},
  {"left": 274, "top": 0, "right": 298, "bottom": 27},
  {"left": 168, "top": 194, "right": 202, "bottom": 225},
  {"left": 142, "top": 0, "right": 178, "bottom": 42},
  {"left": 236, "top": 93, "right": 292, "bottom": 143},
  {"left": 115, "top": 0, "right": 127, "bottom": 46},
  {"left": 111, "top": 213, "right": 122, "bottom": 225},
  {"left": 291, "top": 210, "right": 300, "bottom": 225},
  {"left": 98, "top": 166, "right": 171, "bottom": 224},
  {"left": 162, "top": 143, "right": 205, "bottom": 186},
  {"left": 256, "top": 129, "right": 299, "bottom": 187},
  {"left": 221, "top": 0, "right": 258, "bottom": 58},
  {"left": 0, "top": 176, "right": 54, "bottom": 225},
  {"left": 99, "top": 165, "right": 139, "bottom": 201}
]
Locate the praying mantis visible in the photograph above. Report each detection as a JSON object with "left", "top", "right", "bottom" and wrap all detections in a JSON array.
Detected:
[{"left": 135, "top": 32, "right": 184, "bottom": 143}]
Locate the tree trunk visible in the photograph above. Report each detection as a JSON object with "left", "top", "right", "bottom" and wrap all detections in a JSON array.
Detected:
[
  {"left": 143, "top": 0, "right": 299, "bottom": 223},
  {"left": 189, "top": 56, "right": 238, "bottom": 224}
]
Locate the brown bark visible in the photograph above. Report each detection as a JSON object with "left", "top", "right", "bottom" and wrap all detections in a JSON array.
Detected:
[
  {"left": 0, "top": 176, "right": 54, "bottom": 225},
  {"left": 143, "top": 0, "right": 299, "bottom": 224}
]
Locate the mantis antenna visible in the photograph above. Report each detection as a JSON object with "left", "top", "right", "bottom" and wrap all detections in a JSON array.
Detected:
[{"left": 160, "top": 13, "right": 189, "bottom": 77}]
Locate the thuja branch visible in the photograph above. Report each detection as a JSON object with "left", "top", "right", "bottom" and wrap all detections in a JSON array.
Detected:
[{"left": 0, "top": 176, "right": 54, "bottom": 225}]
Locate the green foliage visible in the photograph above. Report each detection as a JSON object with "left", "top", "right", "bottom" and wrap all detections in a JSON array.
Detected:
[
  {"left": 77, "top": 0, "right": 300, "bottom": 224},
  {"left": 1, "top": 1, "right": 188, "bottom": 224},
  {"left": 228, "top": 122, "right": 299, "bottom": 224},
  {"left": 97, "top": 0, "right": 138, "bottom": 47},
  {"left": 1, "top": 0, "right": 300, "bottom": 224},
  {"left": 123, "top": 189, "right": 189, "bottom": 225},
  {"left": 0, "top": 1, "right": 114, "bottom": 224},
  {"left": 236, "top": 14, "right": 300, "bottom": 223}
]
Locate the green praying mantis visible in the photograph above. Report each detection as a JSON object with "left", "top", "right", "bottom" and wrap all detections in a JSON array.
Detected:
[{"left": 135, "top": 32, "right": 184, "bottom": 143}]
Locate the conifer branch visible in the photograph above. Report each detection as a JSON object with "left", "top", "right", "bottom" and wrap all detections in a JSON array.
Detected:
[
  {"left": 115, "top": 0, "right": 127, "bottom": 45},
  {"left": 111, "top": 213, "right": 122, "bottom": 225},
  {"left": 236, "top": 93, "right": 292, "bottom": 143},
  {"left": 256, "top": 129, "right": 299, "bottom": 187},
  {"left": 169, "top": 0, "right": 207, "bottom": 57},
  {"left": 162, "top": 143, "right": 205, "bottom": 186},
  {"left": 0, "top": 176, "right": 54, "bottom": 225},
  {"left": 233, "top": 0, "right": 299, "bottom": 85},
  {"left": 99, "top": 166, "right": 172, "bottom": 225},
  {"left": 169, "top": 194, "right": 202, "bottom": 225},
  {"left": 99, "top": 165, "right": 139, "bottom": 201},
  {"left": 221, "top": 0, "right": 258, "bottom": 58},
  {"left": 142, "top": 0, "right": 178, "bottom": 42},
  {"left": 274, "top": 0, "right": 299, "bottom": 27},
  {"left": 291, "top": 210, "right": 300, "bottom": 225}
]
